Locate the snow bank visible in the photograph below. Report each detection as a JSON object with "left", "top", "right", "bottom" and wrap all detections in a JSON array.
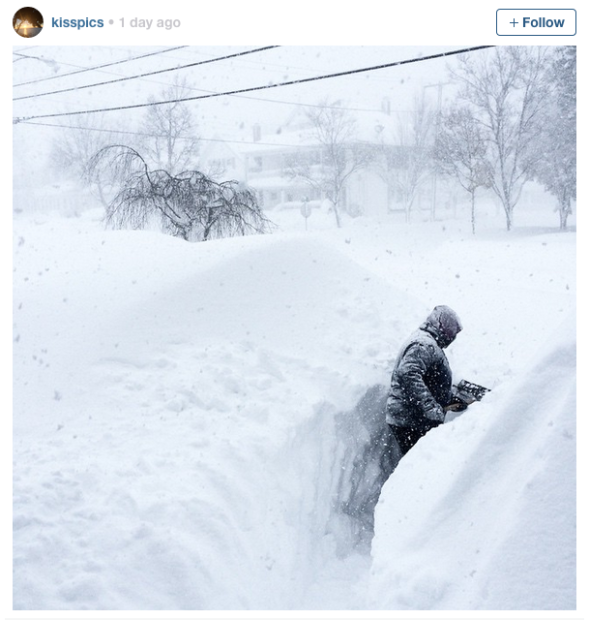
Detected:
[
  {"left": 13, "top": 206, "right": 576, "bottom": 610},
  {"left": 13, "top": 213, "right": 418, "bottom": 609},
  {"left": 369, "top": 315, "right": 576, "bottom": 610}
]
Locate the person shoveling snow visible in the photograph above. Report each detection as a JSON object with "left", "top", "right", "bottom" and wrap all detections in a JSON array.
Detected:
[
  {"left": 385, "top": 305, "right": 489, "bottom": 458},
  {"left": 341, "top": 305, "right": 490, "bottom": 542}
]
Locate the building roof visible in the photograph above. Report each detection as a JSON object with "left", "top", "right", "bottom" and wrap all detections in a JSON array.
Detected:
[{"left": 242, "top": 104, "right": 398, "bottom": 154}]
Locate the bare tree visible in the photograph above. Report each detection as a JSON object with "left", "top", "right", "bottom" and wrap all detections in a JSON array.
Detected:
[
  {"left": 89, "top": 145, "right": 272, "bottom": 242},
  {"left": 286, "top": 100, "right": 373, "bottom": 227},
  {"left": 50, "top": 114, "right": 126, "bottom": 205},
  {"left": 138, "top": 76, "right": 200, "bottom": 175},
  {"left": 533, "top": 47, "right": 576, "bottom": 230},
  {"left": 435, "top": 106, "right": 492, "bottom": 234},
  {"left": 452, "top": 47, "right": 550, "bottom": 230},
  {"left": 393, "top": 95, "right": 435, "bottom": 222}
]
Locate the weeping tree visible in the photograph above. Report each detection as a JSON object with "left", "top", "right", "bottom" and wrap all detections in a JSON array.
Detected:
[{"left": 89, "top": 145, "right": 272, "bottom": 241}]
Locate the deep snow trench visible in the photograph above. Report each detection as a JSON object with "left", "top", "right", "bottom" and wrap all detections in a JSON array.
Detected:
[{"left": 244, "top": 382, "right": 401, "bottom": 608}]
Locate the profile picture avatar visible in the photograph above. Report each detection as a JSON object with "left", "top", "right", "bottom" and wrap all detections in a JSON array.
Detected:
[{"left": 13, "top": 7, "right": 43, "bottom": 38}]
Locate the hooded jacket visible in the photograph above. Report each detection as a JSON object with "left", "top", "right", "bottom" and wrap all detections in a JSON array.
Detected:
[{"left": 386, "top": 306, "right": 462, "bottom": 428}]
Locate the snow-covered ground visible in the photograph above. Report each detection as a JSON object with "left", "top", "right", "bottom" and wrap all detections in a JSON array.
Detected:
[{"left": 12, "top": 194, "right": 576, "bottom": 611}]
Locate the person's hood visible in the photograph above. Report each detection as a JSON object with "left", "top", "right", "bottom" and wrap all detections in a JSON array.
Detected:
[{"left": 421, "top": 305, "right": 462, "bottom": 348}]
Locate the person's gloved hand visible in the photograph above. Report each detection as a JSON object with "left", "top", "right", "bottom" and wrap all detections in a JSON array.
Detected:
[{"left": 444, "top": 399, "right": 469, "bottom": 413}]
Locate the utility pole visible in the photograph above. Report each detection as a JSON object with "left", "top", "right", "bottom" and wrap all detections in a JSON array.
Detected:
[{"left": 424, "top": 82, "right": 450, "bottom": 220}]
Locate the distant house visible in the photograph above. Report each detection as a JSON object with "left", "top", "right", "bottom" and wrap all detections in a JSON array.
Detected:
[
  {"left": 198, "top": 136, "right": 246, "bottom": 182},
  {"left": 199, "top": 102, "right": 421, "bottom": 218},
  {"left": 240, "top": 103, "right": 406, "bottom": 217}
]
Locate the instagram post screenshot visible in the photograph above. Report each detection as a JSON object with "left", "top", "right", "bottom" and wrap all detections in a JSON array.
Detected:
[{"left": 7, "top": 1, "right": 583, "bottom": 617}]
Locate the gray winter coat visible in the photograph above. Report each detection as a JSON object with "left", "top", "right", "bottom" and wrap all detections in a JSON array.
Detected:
[{"left": 386, "top": 322, "right": 454, "bottom": 429}]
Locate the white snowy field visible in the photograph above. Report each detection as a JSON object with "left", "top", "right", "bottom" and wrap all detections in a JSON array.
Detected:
[{"left": 12, "top": 195, "right": 577, "bottom": 611}]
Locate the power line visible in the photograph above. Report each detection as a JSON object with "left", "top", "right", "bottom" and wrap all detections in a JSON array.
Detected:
[
  {"left": 14, "top": 46, "right": 281, "bottom": 101},
  {"left": 13, "top": 46, "right": 190, "bottom": 87},
  {"left": 18, "top": 119, "right": 306, "bottom": 149},
  {"left": 13, "top": 51, "right": 56, "bottom": 65},
  {"left": 14, "top": 46, "right": 494, "bottom": 124}
]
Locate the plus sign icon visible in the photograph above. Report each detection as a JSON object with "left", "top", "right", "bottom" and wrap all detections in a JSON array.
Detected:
[{"left": 497, "top": 9, "right": 576, "bottom": 36}]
